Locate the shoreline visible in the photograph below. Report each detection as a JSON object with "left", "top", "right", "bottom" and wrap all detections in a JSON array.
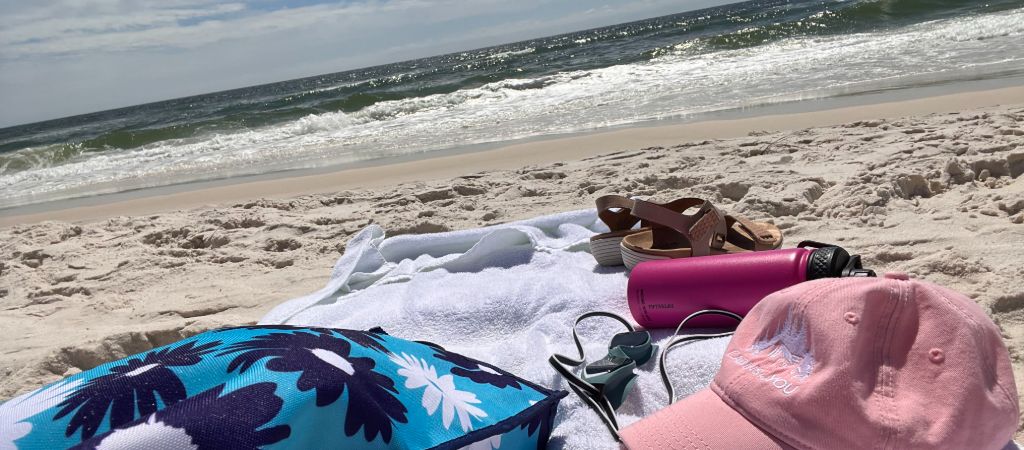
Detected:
[{"left": 3, "top": 83, "right": 1024, "bottom": 227}]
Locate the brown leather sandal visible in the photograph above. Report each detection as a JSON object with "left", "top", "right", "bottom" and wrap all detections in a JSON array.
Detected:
[
  {"left": 619, "top": 198, "right": 782, "bottom": 270},
  {"left": 590, "top": 196, "right": 757, "bottom": 266},
  {"left": 590, "top": 195, "right": 645, "bottom": 266}
]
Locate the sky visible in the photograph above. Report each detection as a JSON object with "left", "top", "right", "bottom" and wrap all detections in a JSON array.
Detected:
[{"left": 0, "top": 0, "right": 733, "bottom": 127}]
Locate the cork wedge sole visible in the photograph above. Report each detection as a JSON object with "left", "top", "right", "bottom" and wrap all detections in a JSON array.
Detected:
[{"left": 590, "top": 228, "right": 646, "bottom": 266}]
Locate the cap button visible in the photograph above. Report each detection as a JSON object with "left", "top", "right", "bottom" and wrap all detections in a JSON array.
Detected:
[{"left": 884, "top": 272, "right": 910, "bottom": 280}]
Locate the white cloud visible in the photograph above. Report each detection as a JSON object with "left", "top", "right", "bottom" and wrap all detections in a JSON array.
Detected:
[
  {"left": 1, "top": 0, "right": 534, "bottom": 57},
  {"left": 1, "top": 3, "right": 246, "bottom": 46},
  {"left": 0, "top": 0, "right": 732, "bottom": 126}
]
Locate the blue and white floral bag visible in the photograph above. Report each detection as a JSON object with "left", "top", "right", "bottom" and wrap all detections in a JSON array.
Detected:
[{"left": 0, "top": 325, "right": 566, "bottom": 449}]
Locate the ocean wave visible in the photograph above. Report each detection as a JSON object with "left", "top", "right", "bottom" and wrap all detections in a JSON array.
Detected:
[
  {"left": 488, "top": 47, "right": 536, "bottom": 59},
  {"left": 2, "top": 2, "right": 1024, "bottom": 208},
  {"left": 282, "top": 71, "right": 596, "bottom": 137},
  {"left": 483, "top": 72, "right": 592, "bottom": 91},
  {"left": 836, "top": 0, "right": 1014, "bottom": 21},
  {"left": 0, "top": 143, "right": 86, "bottom": 175},
  {"left": 289, "top": 111, "right": 356, "bottom": 135},
  {"left": 645, "top": 0, "right": 1024, "bottom": 58},
  {"left": 17, "top": 0, "right": 1012, "bottom": 159}
]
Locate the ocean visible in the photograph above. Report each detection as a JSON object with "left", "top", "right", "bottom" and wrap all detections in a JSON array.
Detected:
[{"left": 2, "top": 0, "right": 1023, "bottom": 210}]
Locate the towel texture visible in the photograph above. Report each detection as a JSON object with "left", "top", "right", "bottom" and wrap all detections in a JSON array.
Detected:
[{"left": 261, "top": 210, "right": 1019, "bottom": 450}]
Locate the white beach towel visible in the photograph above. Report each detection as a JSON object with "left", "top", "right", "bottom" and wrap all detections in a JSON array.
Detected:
[
  {"left": 260, "top": 209, "right": 729, "bottom": 449},
  {"left": 261, "top": 210, "right": 1019, "bottom": 450}
]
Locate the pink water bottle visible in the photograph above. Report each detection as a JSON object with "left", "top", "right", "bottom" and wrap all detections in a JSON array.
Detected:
[{"left": 626, "top": 242, "right": 874, "bottom": 328}]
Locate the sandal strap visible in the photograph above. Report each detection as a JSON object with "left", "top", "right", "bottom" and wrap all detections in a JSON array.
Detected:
[
  {"left": 595, "top": 195, "right": 639, "bottom": 232},
  {"left": 726, "top": 216, "right": 780, "bottom": 251},
  {"left": 595, "top": 196, "right": 723, "bottom": 233},
  {"left": 630, "top": 198, "right": 728, "bottom": 257}
]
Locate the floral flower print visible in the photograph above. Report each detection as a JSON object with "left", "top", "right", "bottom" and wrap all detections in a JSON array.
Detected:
[
  {"left": 219, "top": 330, "right": 407, "bottom": 443},
  {"left": 223, "top": 325, "right": 390, "bottom": 353},
  {"left": 421, "top": 341, "right": 523, "bottom": 389},
  {"left": 0, "top": 379, "right": 82, "bottom": 449},
  {"left": 73, "top": 382, "right": 290, "bottom": 450},
  {"left": 53, "top": 340, "right": 220, "bottom": 440},
  {"left": 391, "top": 352, "right": 488, "bottom": 432}
]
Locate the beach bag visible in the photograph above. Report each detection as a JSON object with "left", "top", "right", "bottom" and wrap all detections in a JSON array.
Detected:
[{"left": 1, "top": 325, "right": 566, "bottom": 449}]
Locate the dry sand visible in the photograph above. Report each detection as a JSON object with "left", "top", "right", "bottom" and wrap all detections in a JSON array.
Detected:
[{"left": 2, "top": 89, "right": 1023, "bottom": 431}]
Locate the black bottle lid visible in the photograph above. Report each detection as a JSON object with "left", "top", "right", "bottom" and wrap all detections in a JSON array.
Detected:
[{"left": 799, "top": 241, "right": 876, "bottom": 280}]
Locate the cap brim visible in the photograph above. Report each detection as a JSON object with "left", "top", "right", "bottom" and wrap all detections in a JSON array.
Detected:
[{"left": 619, "top": 389, "right": 793, "bottom": 450}]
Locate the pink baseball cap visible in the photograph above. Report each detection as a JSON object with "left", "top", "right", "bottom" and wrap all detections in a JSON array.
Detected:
[{"left": 620, "top": 274, "right": 1019, "bottom": 449}]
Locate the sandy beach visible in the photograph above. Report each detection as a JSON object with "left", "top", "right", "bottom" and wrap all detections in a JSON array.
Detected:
[{"left": 2, "top": 87, "right": 1024, "bottom": 433}]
